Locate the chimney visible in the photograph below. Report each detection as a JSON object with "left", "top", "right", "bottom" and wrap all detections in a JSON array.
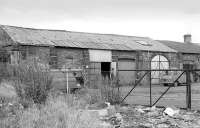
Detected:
[{"left": 184, "top": 34, "right": 192, "bottom": 43}]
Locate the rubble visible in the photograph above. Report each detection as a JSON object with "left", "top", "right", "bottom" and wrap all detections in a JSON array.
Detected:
[{"left": 87, "top": 102, "right": 200, "bottom": 128}]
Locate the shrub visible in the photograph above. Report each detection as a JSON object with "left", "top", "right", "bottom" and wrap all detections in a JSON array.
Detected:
[
  {"left": 0, "top": 63, "right": 9, "bottom": 83},
  {"left": 78, "top": 75, "right": 123, "bottom": 105},
  {"left": 75, "top": 87, "right": 103, "bottom": 105},
  {"left": 17, "top": 95, "right": 102, "bottom": 128},
  {"left": 0, "top": 48, "right": 10, "bottom": 83},
  {"left": 11, "top": 58, "right": 53, "bottom": 105}
]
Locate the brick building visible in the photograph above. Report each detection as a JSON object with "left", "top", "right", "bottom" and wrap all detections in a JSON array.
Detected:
[
  {"left": 158, "top": 34, "right": 200, "bottom": 69},
  {"left": 0, "top": 25, "right": 200, "bottom": 87}
]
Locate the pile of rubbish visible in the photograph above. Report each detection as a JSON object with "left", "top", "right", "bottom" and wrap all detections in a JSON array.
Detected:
[
  {"left": 119, "top": 105, "right": 200, "bottom": 128},
  {"left": 88, "top": 102, "right": 200, "bottom": 128}
]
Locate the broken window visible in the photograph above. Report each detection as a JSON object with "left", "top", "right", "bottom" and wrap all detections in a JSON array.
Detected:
[{"left": 49, "top": 48, "right": 58, "bottom": 69}]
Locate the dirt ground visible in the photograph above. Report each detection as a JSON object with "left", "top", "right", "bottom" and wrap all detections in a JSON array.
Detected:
[{"left": 120, "top": 83, "right": 200, "bottom": 110}]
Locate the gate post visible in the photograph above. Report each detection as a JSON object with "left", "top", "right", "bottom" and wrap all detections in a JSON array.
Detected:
[{"left": 186, "top": 69, "right": 191, "bottom": 110}]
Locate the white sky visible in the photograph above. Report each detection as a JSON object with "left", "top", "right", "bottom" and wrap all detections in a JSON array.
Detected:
[{"left": 1, "top": 0, "right": 200, "bottom": 43}]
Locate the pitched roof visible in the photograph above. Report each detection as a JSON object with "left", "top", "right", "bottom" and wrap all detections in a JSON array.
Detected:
[
  {"left": 0, "top": 25, "right": 176, "bottom": 52},
  {"left": 158, "top": 40, "right": 200, "bottom": 54}
]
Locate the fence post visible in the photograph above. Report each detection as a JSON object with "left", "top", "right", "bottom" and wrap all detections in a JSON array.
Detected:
[
  {"left": 116, "top": 58, "right": 120, "bottom": 94},
  {"left": 186, "top": 69, "right": 191, "bottom": 110},
  {"left": 150, "top": 71, "right": 152, "bottom": 107},
  {"left": 66, "top": 70, "right": 69, "bottom": 94},
  {"left": 64, "top": 64, "right": 69, "bottom": 94}
]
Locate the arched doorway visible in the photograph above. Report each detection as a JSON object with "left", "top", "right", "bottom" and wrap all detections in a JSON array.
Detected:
[{"left": 151, "top": 55, "right": 169, "bottom": 84}]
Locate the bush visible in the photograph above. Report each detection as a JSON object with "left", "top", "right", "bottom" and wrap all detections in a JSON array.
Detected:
[
  {"left": 17, "top": 95, "right": 102, "bottom": 128},
  {"left": 0, "top": 63, "right": 9, "bottom": 83},
  {"left": 0, "top": 95, "right": 103, "bottom": 128},
  {"left": 10, "top": 58, "right": 53, "bottom": 105},
  {"left": 75, "top": 87, "right": 103, "bottom": 105},
  {"left": 78, "top": 75, "right": 123, "bottom": 105}
]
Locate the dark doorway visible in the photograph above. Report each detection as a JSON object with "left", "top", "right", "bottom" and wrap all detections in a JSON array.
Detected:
[{"left": 101, "top": 62, "right": 111, "bottom": 79}]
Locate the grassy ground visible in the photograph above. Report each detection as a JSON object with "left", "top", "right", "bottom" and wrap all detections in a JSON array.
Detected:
[
  {"left": 1, "top": 80, "right": 200, "bottom": 110},
  {"left": 0, "top": 81, "right": 17, "bottom": 98},
  {"left": 120, "top": 83, "right": 200, "bottom": 110}
]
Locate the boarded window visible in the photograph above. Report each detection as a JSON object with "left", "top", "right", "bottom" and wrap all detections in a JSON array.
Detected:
[
  {"left": 49, "top": 48, "right": 58, "bottom": 69},
  {"left": 28, "top": 47, "right": 36, "bottom": 56},
  {"left": 62, "top": 56, "right": 74, "bottom": 69},
  {"left": 0, "top": 51, "right": 9, "bottom": 63}
]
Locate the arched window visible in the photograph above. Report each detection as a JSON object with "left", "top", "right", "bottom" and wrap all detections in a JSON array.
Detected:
[{"left": 151, "top": 55, "right": 169, "bottom": 84}]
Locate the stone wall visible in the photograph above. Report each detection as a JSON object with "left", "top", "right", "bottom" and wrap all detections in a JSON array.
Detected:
[
  {"left": 56, "top": 47, "right": 85, "bottom": 69},
  {"left": 112, "top": 50, "right": 136, "bottom": 61}
]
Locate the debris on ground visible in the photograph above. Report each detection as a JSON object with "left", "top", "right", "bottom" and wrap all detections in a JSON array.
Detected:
[
  {"left": 88, "top": 103, "right": 200, "bottom": 128},
  {"left": 163, "top": 107, "right": 180, "bottom": 117}
]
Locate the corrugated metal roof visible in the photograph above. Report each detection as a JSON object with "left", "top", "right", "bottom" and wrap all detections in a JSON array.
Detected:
[
  {"left": 0, "top": 25, "right": 176, "bottom": 52},
  {"left": 158, "top": 40, "right": 200, "bottom": 54}
]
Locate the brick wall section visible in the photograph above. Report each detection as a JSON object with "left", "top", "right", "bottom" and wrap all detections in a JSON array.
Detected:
[
  {"left": 56, "top": 47, "right": 85, "bottom": 69},
  {"left": 182, "top": 53, "right": 200, "bottom": 64},
  {"left": 138, "top": 51, "right": 178, "bottom": 70},
  {"left": 112, "top": 50, "right": 136, "bottom": 61}
]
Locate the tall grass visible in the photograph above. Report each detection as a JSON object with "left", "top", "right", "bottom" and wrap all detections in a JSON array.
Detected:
[
  {"left": 0, "top": 95, "right": 103, "bottom": 128},
  {"left": 82, "top": 75, "right": 123, "bottom": 105},
  {"left": 99, "top": 77, "right": 122, "bottom": 104}
]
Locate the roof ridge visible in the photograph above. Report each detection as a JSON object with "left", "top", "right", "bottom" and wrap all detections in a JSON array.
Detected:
[
  {"left": 157, "top": 40, "right": 200, "bottom": 45},
  {"left": 0, "top": 24, "right": 149, "bottom": 39},
  {"left": 158, "top": 40, "right": 200, "bottom": 54}
]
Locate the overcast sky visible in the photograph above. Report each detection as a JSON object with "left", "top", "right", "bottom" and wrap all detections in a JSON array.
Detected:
[{"left": 1, "top": 0, "right": 200, "bottom": 43}]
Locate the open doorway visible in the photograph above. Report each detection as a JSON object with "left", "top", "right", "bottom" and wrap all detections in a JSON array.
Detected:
[{"left": 101, "top": 62, "right": 111, "bottom": 79}]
